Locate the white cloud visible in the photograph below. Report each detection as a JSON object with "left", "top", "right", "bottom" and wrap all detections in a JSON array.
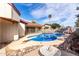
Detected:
[
  {"left": 60, "top": 14, "right": 77, "bottom": 27},
  {"left": 31, "top": 7, "right": 46, "bottom": 19},
  {"left": 31, "top": 3, "right": 79, "bottom": 26},
  {"left": 24, "top": 3, "right": 33, "bottom": 7},
  {"left": 31, "top": 3, "right": 70, "bottom": 19}
]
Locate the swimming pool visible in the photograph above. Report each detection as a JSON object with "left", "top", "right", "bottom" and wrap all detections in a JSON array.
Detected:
[{"left": 30, "top": 33, "right": 64, "bottom": 42}]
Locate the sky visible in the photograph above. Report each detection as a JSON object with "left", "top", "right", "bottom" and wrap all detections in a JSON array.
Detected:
[{"left": 14, "top": 3, "right": 79, "bottom": 27}]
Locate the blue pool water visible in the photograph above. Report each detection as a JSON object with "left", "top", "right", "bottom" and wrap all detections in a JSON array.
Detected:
[{"left": 30, "top": 33, "right": 64, "bottom": 42}]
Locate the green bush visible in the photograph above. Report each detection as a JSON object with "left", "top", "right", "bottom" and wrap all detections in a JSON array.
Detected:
[{"left": 50, "top": 23, "right": 61, "bottom": 29}]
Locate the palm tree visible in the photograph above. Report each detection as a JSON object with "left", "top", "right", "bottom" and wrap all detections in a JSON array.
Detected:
[
  {"left": 75, "top": 15, "right": 79, "bottom": 27},
  {"left": 48, "top": 14, "right": 52, "bottom": 24},
  {"left": 76, "top": 7, "right": 79, "bottom": 10},
  {"left": 76, "top": 7, "right": 79, "bottom": 27}
]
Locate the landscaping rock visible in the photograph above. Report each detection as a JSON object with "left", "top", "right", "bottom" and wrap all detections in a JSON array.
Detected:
[{"left": 58, "top": 29, "right": 79, "bottom": 55}]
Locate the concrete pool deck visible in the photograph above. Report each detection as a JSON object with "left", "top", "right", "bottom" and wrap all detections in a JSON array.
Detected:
[
  {"left": 0, "top": 33, "right": 65, "bottom": 56},
  {"left": 7, "top": 33, "right": 65, "bottom": 50}
]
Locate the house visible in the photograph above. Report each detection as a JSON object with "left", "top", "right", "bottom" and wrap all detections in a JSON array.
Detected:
[
  {"left": 25, "top": 22, "right": 42, "bottom": 34},
  {"left": 0, "top": 3, "right": 42, "bottom": 44},
  {"left": 20, "top": 19, "right": 43, "bottom": 34},
  {"left": 41, "top": 24, "right": 53, "bottom": 33},
  {"left": 0, "top": 3, "right": 20, "bottom": 43},
  {"left": 19, "top": 19, "right": 28, "bottom": 38}
]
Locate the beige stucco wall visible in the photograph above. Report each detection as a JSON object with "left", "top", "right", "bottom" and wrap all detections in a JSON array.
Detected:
[
  {"left": 0, "top": 3, "right": 12, "bottom": 18},
  {"left": 0, "top": 3, "right": 20, "bottom": 43},
  {"left": 25, "top": 27, "right": 41, "bottom": 34},
  {"left": 18, "top": 23, "right": 25, "bottom": 38},
  {"left": 41, "top": 25, "right": 53, "bottom": 33},
  {"left": 0, "top": 3, "right": 20, "bottom": 22},
  {"left": 0, "top": 18, "right": 19, "bottom": 43},
  {"left": 35, "top": 28, "right": 41, "bottom": 33},
  {"left": 0, "top": 19, "right": 2, "bottom": 43},
  {"left": 12, "top": 8, "right": 20, "bottom": 22}
]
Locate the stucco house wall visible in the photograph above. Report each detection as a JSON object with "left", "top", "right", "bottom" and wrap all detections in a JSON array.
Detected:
[
  {"left": 0, "top": 3, "right": 20, "bottom": 22},
  {"left": 0, "top": 18, "right": 19, "bottom": 43},
  {"left": 35, "top": 27, "right": 41, "bottom": 32},
  {"left": 0, "top": 19, "right": 2, "bottom": 43},
  {"left": 12, "top": 8, "right": 20, "bottom": 22},
  {"left": 0, "top": 3, "right": 20, "bottom": 43},
  {"left": 0, "top": 3, "right": 12, "bottom": 18},
  {"left": 18, "top": 23, "right": 25, "bottom": 38}
]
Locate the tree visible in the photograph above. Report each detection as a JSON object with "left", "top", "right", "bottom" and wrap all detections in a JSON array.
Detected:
[
  {"left": 48, "top": 14, "right": 52, "bottom": 24},
  {"left": 31, "top": 20, "right": 36, "bottom": 23},
  {"left": 50, "top": 23, "right": 61, "bottom": 29},
  {"left": 44, "top": 23, "right": 51, "bottom": 26},
  {"left": 75, "top": 7, "right": 79, "bottom": 27},
  {"left": 75, "top": 19, "right": 79, "bottom": 27},
  {"left": 75, "top": 14, "right": 79, "bottom": 27},
  {"left": 48, "top": 14, "right": 52, "bottom": 19}
]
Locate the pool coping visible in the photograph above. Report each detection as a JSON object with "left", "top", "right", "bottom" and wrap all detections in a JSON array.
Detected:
[{"left": 26, "top": 33, "right": 65, "bottom": 43}]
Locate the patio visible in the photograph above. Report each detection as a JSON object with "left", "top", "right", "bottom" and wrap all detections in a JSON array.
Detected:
[{"left": 0, "top": 33, "right": 75, "bottom": 56}]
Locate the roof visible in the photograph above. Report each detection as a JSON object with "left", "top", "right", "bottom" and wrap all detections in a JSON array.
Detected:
[
  {"left": 20, "top": 19, "right": 28, "bottom": 24},
  {"left": 27, "top": 22, "right": 43, "bottom": 28},
  {"left": 20, "top": 19, "right": 42, "bottom": 27},
  {"left": 8, "top": 3, "right": 21, "bottom": 15},
  {"left": 0, "top": 17, "right": 19, "bottom": 23}
]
